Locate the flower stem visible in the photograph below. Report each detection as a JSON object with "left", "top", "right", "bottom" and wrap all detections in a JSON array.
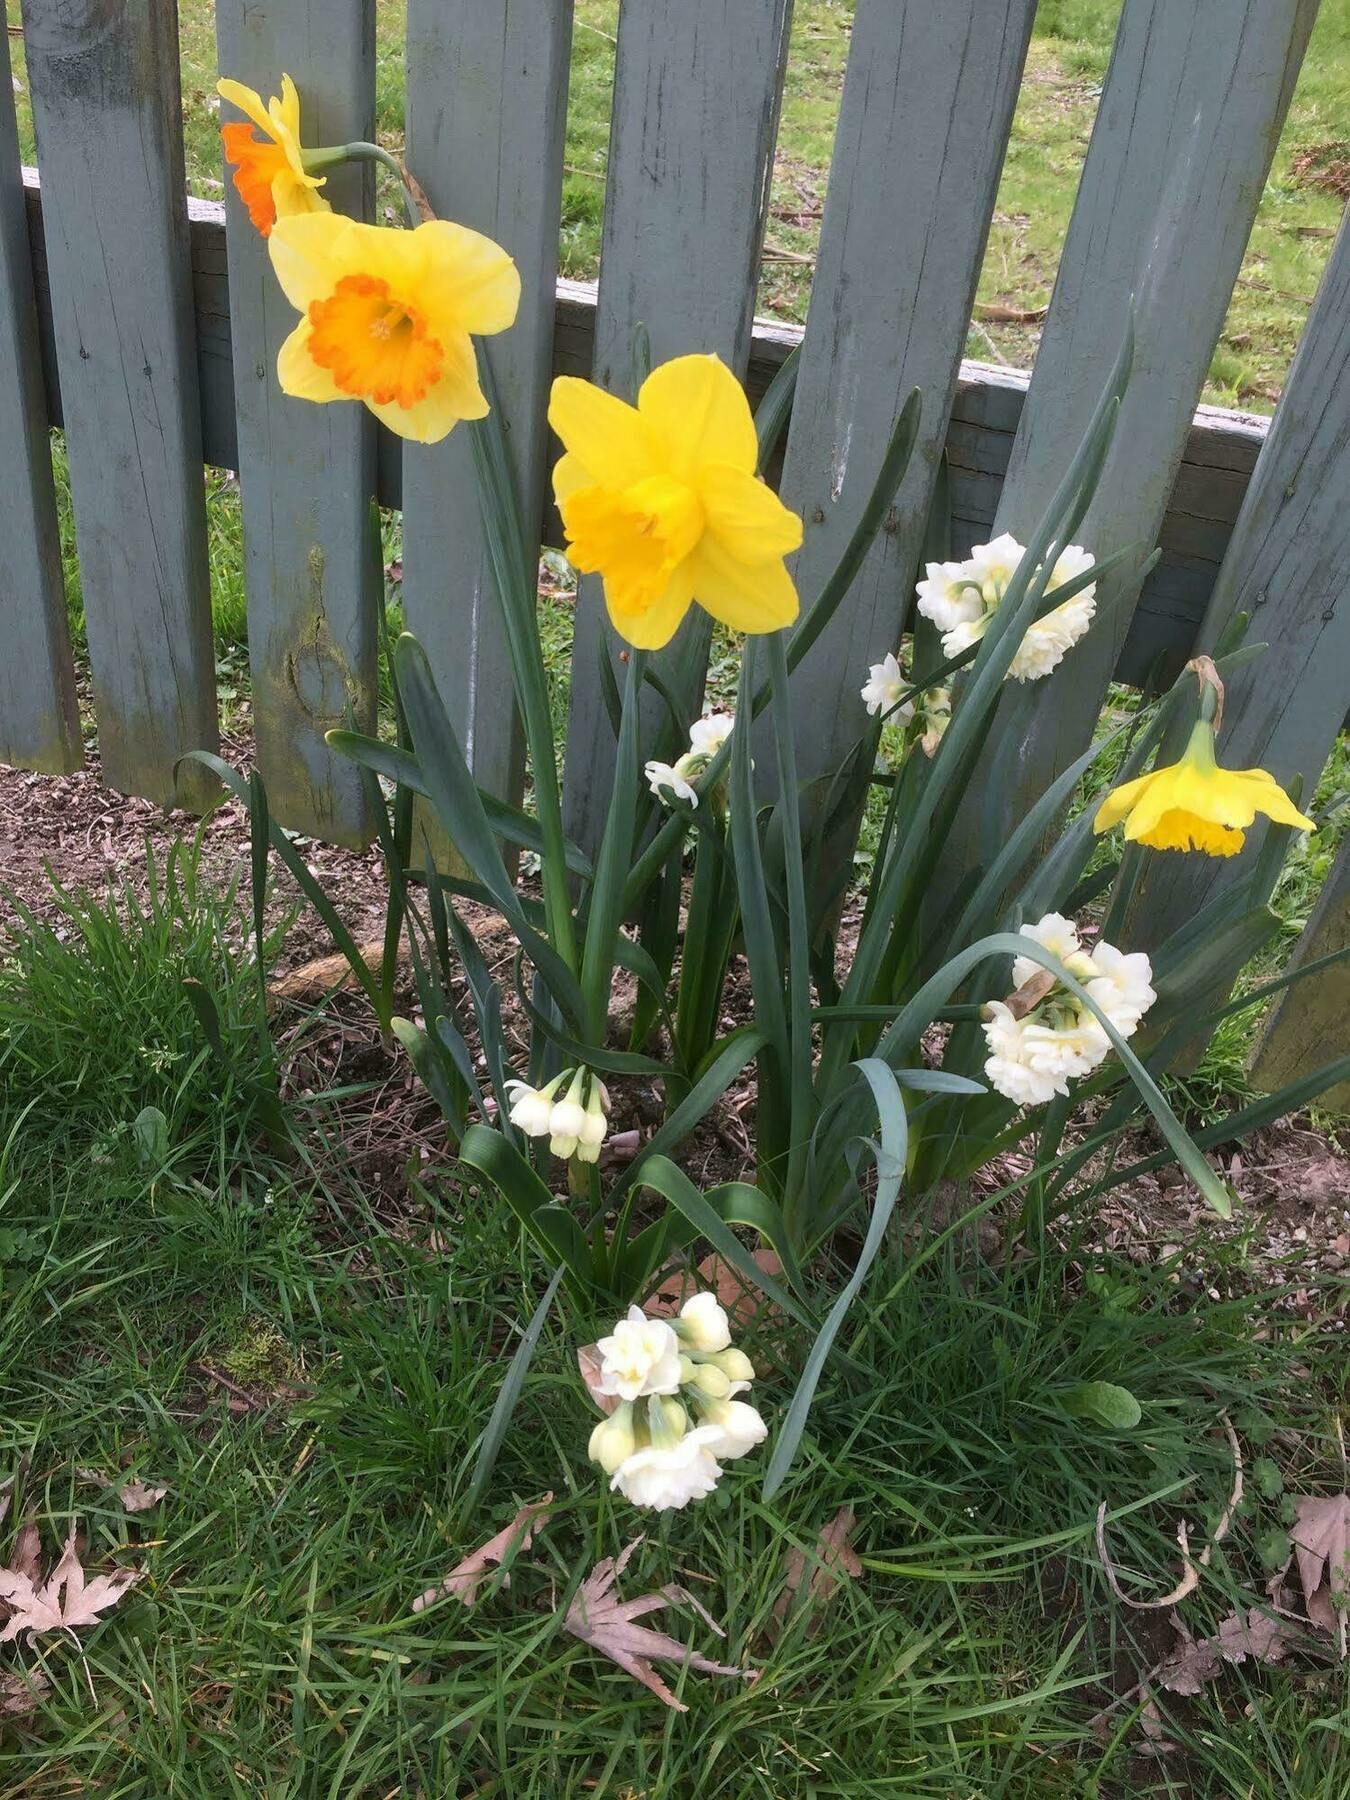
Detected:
[{"left": 337, "top": 141, "right": 422, "bottom": 229}]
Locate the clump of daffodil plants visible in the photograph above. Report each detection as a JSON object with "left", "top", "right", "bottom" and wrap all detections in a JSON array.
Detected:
[{"left": 210, "top": 74, "right": 1349, "bottom": 1508}]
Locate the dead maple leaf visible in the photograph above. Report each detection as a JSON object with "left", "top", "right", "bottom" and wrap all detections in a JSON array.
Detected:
[
  {"left": 116, "top": 1481, "right": 167, "bottom": 1515},
  {"left": 0, "top": 1531, "right": 140, "bottom": 1642},
  {"left": 6, "top": 1520, "right": 41, "bottom": 1586},
  {"left": 1290, "top": 1493, "right": 1350, "bottom": 1645},
  {"left": 772, "top": 1506, "right": 863, "bottom": 1635},
  {"left": 1, "top": 1668, "right": 48, "bottom": 1720},
  {"left": 75, "top": 1469, "right": 169, "bottom": 1514},
  {"left": 564, "top": 1538, "right": 756, "bottom": 1713},
  {"left": 411, "top": 1495, "right": 552, "bottom": 1613},
  {"left": 1158, "top": 1606, "right": 1288, "bottom": 1695},
  {"left": 645, "top": 1249, "right": 785, "bottom": 1333}
]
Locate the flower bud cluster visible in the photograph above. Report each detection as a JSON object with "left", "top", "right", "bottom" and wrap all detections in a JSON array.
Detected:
[
  {"left": 504, "top": 1067, "right": 610, "bottom": 1163},
  {"left": 981, "top": 912, "right": 1157, "bottom": 1108},
  {"left": 586, "top": 1293, "right": 767, "bottom": 1511},
  {"left": 644, "top": 711, "right": 735, "bottom": 808},
  {"left": 859, "top": 650, "right": 951, "bottom": 757},
  {"left": 916, "top": 534, "right": 1096, "bottom": 683}
]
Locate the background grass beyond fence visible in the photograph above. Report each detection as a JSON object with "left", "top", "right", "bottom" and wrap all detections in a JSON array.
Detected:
[{"left": 8, "top": 0, "right": 1349, "bottom": 408}]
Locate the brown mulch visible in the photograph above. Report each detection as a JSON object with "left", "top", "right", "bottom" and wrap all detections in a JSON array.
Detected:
[{"left": 1, "top": 743, "right": 1346, "bottom": 1296}]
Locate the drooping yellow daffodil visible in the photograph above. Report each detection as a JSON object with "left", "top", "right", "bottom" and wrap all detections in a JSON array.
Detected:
[
  {"left": 549, "top": 355, "right": 803, "bottom": 650},
  {"left": 1093, "top": 719, "right": 1314, "bottom": 856},
  {"left": 266, "top": 212, "right": 520, "bottom": 443},
  {"left": 217, "top": 75, "right": 330, "bottom": 238}
]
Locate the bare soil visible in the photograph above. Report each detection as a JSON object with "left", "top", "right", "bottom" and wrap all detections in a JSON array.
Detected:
[{"left": 2, "top": 745, "right": 1346, "bottom": 1307}]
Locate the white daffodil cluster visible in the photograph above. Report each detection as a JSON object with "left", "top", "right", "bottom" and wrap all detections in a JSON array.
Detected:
[
  {"left": 981, "top": 912, "right": 1157, "bottom": 1108},
  {"left": 915, "top": 533, "right": 1096, "bottom": 682},
  {"left": 644, "top": 711, "right": 735, "bottom": 808},
  {"left": 586, "top": 1294, "right": 767, "bottom": 1511},
  {"left": 859, "top": 650, "right": 951, "bottom": 757},
  {"left": 504, "top": 1066, "right": 610, "bottom": 1163}
]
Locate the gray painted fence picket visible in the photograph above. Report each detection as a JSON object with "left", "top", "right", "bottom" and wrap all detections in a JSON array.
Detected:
[
  {"left": 402, "top": 0, "right": 573, "bottom": 808},
  {"left": 943, "top": 0, "right": 1317, "bottom": 883},
  {"left": 21, "top": 0, "right": 217, "bottom": 809},
  {"left": 777, "top": 0, "right": 1036, "bottom": 792},
  {"left": 1249, "top": 837, "right": 1350, "bottom": 1114},
  {"left": 14, "top": 171, "right": 1280, "bottom": 687},
  {"left": 1129, "top": 211, "right": 1350, "bottom": 950},
  {"left": 562, "top": 0, "right": 793, "bottom": 856},
  {"left": 216, "top": 0, "right": 378, "bottom": 847},
  {"left": 0, "top": 23, "right": 77, "bottom": 775}
]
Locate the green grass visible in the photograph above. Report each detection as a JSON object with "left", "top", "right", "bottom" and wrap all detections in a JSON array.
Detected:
[
  {"left": 9, "top": 0, "right": 1349, "bottom": 406},
  {"left": 0, "top": 854, "right": 1344, "bottom": 1793}
]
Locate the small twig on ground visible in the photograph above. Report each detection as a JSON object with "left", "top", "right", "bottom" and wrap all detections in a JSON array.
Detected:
[{"left": 1096, "top": 1413, "right": 1243, "bottom": 1609}]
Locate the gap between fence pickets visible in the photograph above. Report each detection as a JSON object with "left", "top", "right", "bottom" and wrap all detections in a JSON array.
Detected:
[{"left": 20, "top": 169, "right": 1272, "bottom": 672}]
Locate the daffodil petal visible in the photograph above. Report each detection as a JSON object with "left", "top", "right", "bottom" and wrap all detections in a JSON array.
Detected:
[
  {"left": 697, "top": 463, "right": 803, "bottom": 563},
  {"left": 418, "top": 220, "right": 520, "bottom": 339},
  {"left": 272, "top": 175, "right": 331, "bottom": 224},
  {"left": 606, "top": 567, "right": 696, "bottom": 651},
  {"left": 217, "top": 78, "right": 276, "bottom": 140},
  {"left": 275, "top": 73, "right": 303, "bottom": 139},
  {"left": 686, "top": 536, "right": 799, "bottom": 635},
  {"left": 549, "top": 378, "right": 655, "bottom": 487},
  {"left": 1093, "top": 768, "right": 1160, "bottom": 833},
  {"left": 1235, "top": 770, "right": 1316, "bottom": 832},
  {"left": 276, "top": 321, "right": 347, "bottom": 403},
  {"left": 637, "top": 354, "right": 759, "bottom": 480},
  {"left": 367, "top": 333, "right": 487, "bottom": 443},
  {"left": 268, "top": 212, "right": 364, "bottom": 312},
  {"left": 552, "top": 451, "right": 592, "bottom": 508}
]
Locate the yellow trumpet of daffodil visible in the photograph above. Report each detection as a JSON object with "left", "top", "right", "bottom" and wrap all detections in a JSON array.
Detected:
[
  {"left": 1093, "top": 718, "right": 1314, "bottom": 856},
  {"left": 217, "top": 75, "right": 331, "bottom": 238},
  {"left": 266, "top": 212, "right": 520, "bottom": 444},
  {"left": 549, "top": 355, "right": 803, "bottom": 649}
]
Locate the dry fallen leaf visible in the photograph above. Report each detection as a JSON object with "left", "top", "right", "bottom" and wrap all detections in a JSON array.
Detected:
[
  {"left": 645, "top": 1249, "right": 785, "bottom": 1333},
  {"left": 1, "top": 1668, "right": 48, "bottom": 1720},
  {"left": 565, "top": 1538, "right": 756, "bottom": 1713},
  {"left": 75, "top": 1469, "right": 169, "bottom": 1514},
  {"left": 6, "top": 1520, "right": 41, "bottom": 1586},
  {"left": 772, "top": 1506, "right": 863, "bottom": 1635},
  {"left": 0, "top": 1530, "right": 140, "bottom": 1642},
  {"left": 117, "top": 1481, "right": 168, "bottom": 1515},
  {"left": 411, "top": 1495, "right": 552, "bottom": 1613},
  {"left": 1290, "top": 1493, "right": 1350, "bottom": 1645},
  {"left": 1137, "top": 1695, "right": 1180, "bottom": 1756},
  {"left": 578, "top": 1345, "right": 620, "bottom": 1418},
  {"left": 1158, "top": 1606, "right": 1287, "bottom": 1695}
]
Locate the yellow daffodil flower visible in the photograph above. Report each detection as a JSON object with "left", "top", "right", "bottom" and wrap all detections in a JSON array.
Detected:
[
  {"left": 1094, "top": 719, "right": 1314, "bottom": 856},
  {"left": 549, "top": 354, "right": 803, "bottom": 649},
  {"left": 217, "top": 75, "right": 330, "bottom": 238},
  {"left": 266, "top": 212, "right": 520, "bottom": 443}
]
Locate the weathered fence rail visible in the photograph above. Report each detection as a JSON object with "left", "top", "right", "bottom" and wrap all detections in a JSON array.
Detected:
[
  {"left": 16, "top": 170, "right": 1272, "bottom": 695},
  {"left": 3, "top": 0, "right": 1347, "bottom": 1097}
]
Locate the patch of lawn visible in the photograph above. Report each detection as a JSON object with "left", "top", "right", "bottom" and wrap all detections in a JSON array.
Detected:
[
  {"left": 9, "top": 0, "right": 1347, "bottom": 406},
  {"left": 1, "top": 950, "right": 1344, "bottom": 1792}
]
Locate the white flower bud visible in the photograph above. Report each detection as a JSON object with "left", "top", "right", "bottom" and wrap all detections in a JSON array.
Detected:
[
  {"left": 504, "top": 1070, "right": 568, "bottom": 1137},
  {"left": 675, "top": 1291, "right": 732, "bottom": 1353},
  {"left": 707, "top": 1346, "right": 755, "bottom": 1386},
  {"left": 697, "top": 1397, "right": 768, "bottom": 1461},
  {"left": 588, "top": 1405, "right": 637, "bottom": 1475},
  {"left": 685, "top": 1361, "right": 731, "bottom": 1400}
]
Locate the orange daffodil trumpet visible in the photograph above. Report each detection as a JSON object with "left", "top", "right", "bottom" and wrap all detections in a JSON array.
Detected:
[
  {"left": 1094, "top": 659, "right": 1314, "bottom": 857},
  {"left": 549, "top": 355, "right": 803, "bottom": 650},
  {"left": 217, "top": 76, "right": 333, "bottom": 238},
  {"left": 266, "top": 213, "right": 520, "bottom": 443}
]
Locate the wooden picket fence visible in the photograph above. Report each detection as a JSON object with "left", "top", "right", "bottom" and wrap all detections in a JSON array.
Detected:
[{"left": 2, "top": 1, "right": 1346, "bottom": 1093}]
